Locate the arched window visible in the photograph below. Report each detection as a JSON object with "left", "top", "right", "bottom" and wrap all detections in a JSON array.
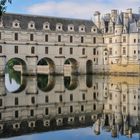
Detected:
[
  {"left": 68, "top": 24, "right": 74, "bottom": 31},
  {"left": 79, "top": 25, "right": 85, "bottom": 32},
  {"left": 43, "top": 22, "right": 50, "bottom": 30},
  {"left": 56, "top": 23, "right": 63, "bottom": 31},
  {"left": 28, "top": 21, "right": 35, "bottom": 29},
  {"left": 13, "top": 20, "right": 20, "bottom": 28}
]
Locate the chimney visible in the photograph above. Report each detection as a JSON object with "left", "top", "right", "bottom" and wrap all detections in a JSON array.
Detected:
[
  {"left": 123, "top": 12, "right": 129, "bottom": 27},
  {"left": 111, "top": 9, "right": 118, "bottom": 22},
  {"left": 126, "top": 8, "right": 132, "bottom": 21},
  {"left": 94, "top": 11, "right": 101, "bottom": 29}
]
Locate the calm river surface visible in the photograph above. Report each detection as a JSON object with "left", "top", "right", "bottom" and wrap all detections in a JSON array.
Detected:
[{"left": 1, "top": 69, "right": 140, "bottom": 140}]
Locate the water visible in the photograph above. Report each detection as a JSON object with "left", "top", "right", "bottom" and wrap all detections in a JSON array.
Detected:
[{"left": 1, "top": 69, "right": 140, "bottom": 140}]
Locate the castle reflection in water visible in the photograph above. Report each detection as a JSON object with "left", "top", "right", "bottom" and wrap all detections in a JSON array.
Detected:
[{"left": 0, "top": 72, "right": 140, "bottom": 138}]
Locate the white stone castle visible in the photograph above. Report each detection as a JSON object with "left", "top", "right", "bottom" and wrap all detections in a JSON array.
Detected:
[{"left": 0, "top": 8, "right": 140, "bottom": 75}]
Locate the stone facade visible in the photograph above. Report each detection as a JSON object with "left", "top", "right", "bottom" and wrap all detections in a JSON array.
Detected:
[
  {"left": 0, "top": 8, "right": 140, "bottom": 75},
  {"left": 0, "top": 75, "right": 140, "bottom": 138}
]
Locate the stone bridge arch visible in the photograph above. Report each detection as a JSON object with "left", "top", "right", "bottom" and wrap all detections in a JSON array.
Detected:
[
  {"left": 64, "top": 58, "right": 79, "bottom": 75},
  {"left": 64, "top": 76, "right": 78, "bottom": 90},
  {"left": 37, "top": 74, "right": 55, "bottom": 92},
  {"left": 6, "top": 57, "right": 27, "bottom": 75},
  {"left": 86, "top": 60, "right": 93, "bottom": 74},
  {"left": 5, "top": 57, "right": 27, "bottom": 93},
  {"left": 37, "top": 57, "right": 55, "bottom": 74}
]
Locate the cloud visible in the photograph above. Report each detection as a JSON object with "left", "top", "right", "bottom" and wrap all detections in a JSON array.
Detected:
[{"left": 27, "top": 0, "right": 140, "bottom": 19}]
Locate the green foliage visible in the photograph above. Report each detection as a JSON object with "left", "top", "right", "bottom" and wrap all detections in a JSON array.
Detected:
[{"left": 0, "top": 0, "right": 12, "bottom": 16}]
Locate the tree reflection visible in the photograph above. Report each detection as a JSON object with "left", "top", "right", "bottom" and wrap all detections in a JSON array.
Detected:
[{"left": 37, "top": 74, "right": 55, "bottom": 92}]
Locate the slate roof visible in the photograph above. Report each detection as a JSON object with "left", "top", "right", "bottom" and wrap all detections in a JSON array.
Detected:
[
  {"left": 102, "top": 12, "right": 140, "bottom": 33},
  {"left": 2, "top": 13, "right": 96, "bottom": 33}
]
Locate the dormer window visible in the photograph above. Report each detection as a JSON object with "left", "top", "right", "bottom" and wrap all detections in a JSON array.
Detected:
[
  {"left": 91, "top": 27, "right": 97, "bottom": 33},
  {"left": 13, "top": 20, "right": 20, "bottom": 28},
  {"left": 79, "top": 25, "right": 85, "bottom": 32},
  {"left": 56, "top": 23, "right": 63, "bottom": 31},
  {"left": 43, "top": 22, "right": 50, "bottom": 30},
  {"left": 28, "top": 21, "right": 35, "bottom": 29},
  {"left": 68, "top": 24, "right": 74, "bottom": 31}
]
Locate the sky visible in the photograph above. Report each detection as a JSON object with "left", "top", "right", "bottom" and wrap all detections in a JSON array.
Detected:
[
  {"left": 2, "top": 127, "right": 139, "bottom": 140},
  {"left": 5, "top": 0, "right": 140, "bottom": 19}
]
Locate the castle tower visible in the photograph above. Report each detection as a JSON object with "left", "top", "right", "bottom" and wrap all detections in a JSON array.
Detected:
[
  {"left": 94, "top": 11, "right": 101, "bottom": 29},
  {"left": 101, "top": 17, "right": 106, "bottom": 33},
  {"left": 126, "top": 8, "right": 132, "bottom": 22},
  {"left": 108, "top": 19, "right": 114, "bottom": 33},
  {"left": 115, "top": 15, "right": 123, "bottom": 35},
  {"left": 123, "top": 12, "right": 129, "bottom": 27},
  {"left": 111, "top": 9, "right": 118, "bottom": 22}
]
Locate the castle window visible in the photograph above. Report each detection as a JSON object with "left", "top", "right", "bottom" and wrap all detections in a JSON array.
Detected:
[
  {"left": 15, "top": 46, "right": 18, "bottom": 54},
  {"left": 30, "top": 34, "right": 34, "bottom": 41},
  {"left": 68, "top": 24, "right": 74, "bottom": 31},
  {"left": 82, "top": 93, "right": 85, "bottom": 100},
  {"left": 15, "top": 110, "right": 19, "bottom": 118},
  {"left": 134, "top": 50, "right": 136, "bottom": 54},
  {"left": 93, "top": 37, "right": 96, "bottom": 44},
  {"left": 123, "top": 36, "right": 126, "bottom": 43},
  {"left": 56, "top": 23, "right": 63, "bottom": 31},
  {"left": 109, "top": 104, "right": 112, "bottom": 110},
  {"left": 70, "top": 36, "right": 73, "bottom": 43},
  {"left": 45, "top": 107, "right": 49, "bottom": 115},
  {"left": 45, "top": 47, "right": 48, "bottom": 54},
  {"left": 109, "top": 38, "right": 112, "bottom": 43},
  {"left": 0, "top": 46, "right": 2, "bottom": 53},
  {"left": 45, "top": 34, "right": 48, "bottom": 42},
  {"left": 93, "top": 104, "right": 96, "bottom": 110},
  {"left": 43, "top": 22, "right": 50, "bottom": 30},
  {"left": 15, "top": 97, "right": 18, "bottom": 105},
  {"left": 31, "top": 96, "right": 35, "bottom": 104},
  {"left": 58, "top": 35, "right": 61, "bottom": 42},
  {"left": 123, "top": 47, "right": 126, "bottom": 55},
  {"left": 81, "top": 105, "right": 84, "bottom": 111},
  {"left": 93, "top": 92, "right": 96, "bottom": 99},
  {"left": 0, "top": 99, "right": 2, "bottom": 106},
  {"left": 134, "top": 106, "right": 136, "bottom": 110},
  {"left": 58, "top": 107, "right": 61, "bottom": 114},
  {"left": 59, "top": 47, "right": 62, "bottom": 54},
  {"left": 82, "top": 48, "right": 85, "bottom": 55},
  {"left": 31, "top": 46, "right": 35, "bottom": 54},
  {"left": 70, "top": 94, "right": 73, "bottom": 101},
  {"left": 91, "top": 27, "right": 97, "bottom": 33},
  {"left": 59, "top": 95, "right": 63, "bottom": 102},
  {"left": 70, "top": 48, "right": 73, "bottom": 54},
  {"left": 109, "top": 48, "right": 112, "bottom": 55},
  {"left": 28, "top": 21, "right": 35, "bottom": 29},
  {"left": 45, "top": 96, "right": 49, "bottom": 103},
  {"left": 93, "top": 48, "right": 96, "bottom": 55},
  {"left": 79, "top": 25, "right": 85, "bottom": 32},
  {"left": 30, "top": 110, "right": 34, "bottom": 116},
  {"left": 14, "top": 33, "right": 18, "bottom": 41},
  {"left": 70, "top": 106, "right": 73, "bottom": 113},
  {"left": 134, "top": 39, "right": 136, "bottom": 43},
  {"left": 123, "top": 106, "right": 126, "bottom": 113},
  {"left": 81, "top": 36, "right": 84, "bottom": 43},
  {"left": 13, "top": 20, "right": 20, "bottom": 28}
]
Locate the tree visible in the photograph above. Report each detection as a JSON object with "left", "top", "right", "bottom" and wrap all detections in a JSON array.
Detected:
[{"left": 0, "top": 0, "right": 12, "bottom": 17}]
